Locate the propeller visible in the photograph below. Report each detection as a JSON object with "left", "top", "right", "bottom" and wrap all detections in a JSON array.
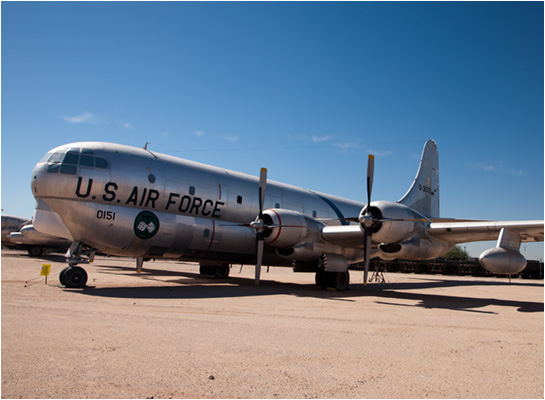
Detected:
[
  {"left": 251, "top": 168, "right": 268, "bottom": 285},
  {"left": 361, "top": 155, "right": 375, "bottom": 285}
]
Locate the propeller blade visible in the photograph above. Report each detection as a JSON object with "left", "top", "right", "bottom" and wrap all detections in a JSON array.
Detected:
[
  {"left": 363, "top": 231, "right": 372, "bottom": 285},
  {"left": 363, "top": 154, "right": 375, "bottom": 285},
  {"left": 255, "top": 238, "right": 264, "bottom": 285},
  {"left": 367, "top": 155, "right": 374, "bottom": 206},
  {"left": 254, "top": 167, "right": 268, "bottom": 285},
  {"left": 258, "top": 168, "right": 267, "bottom": 217}
]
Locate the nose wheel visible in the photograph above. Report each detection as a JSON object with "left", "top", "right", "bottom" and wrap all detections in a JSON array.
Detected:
[
  {"left": 60, "top": 242, "right": 90, "bottom": 288},
  {"left": 59, "top": 266, "right": 88, "bottom": 288}
]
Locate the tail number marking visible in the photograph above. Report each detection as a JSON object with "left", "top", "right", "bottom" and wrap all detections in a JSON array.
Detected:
[{"left": 97, "top": 210, "right": 116, "bottom": 221}]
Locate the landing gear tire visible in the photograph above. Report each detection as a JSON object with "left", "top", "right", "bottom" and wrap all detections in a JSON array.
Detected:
[
  {"left": 28, "top": 246, "right": 43, "bottom": 257},
  {"left": 315, "top": 267, "right": 328, "bottom": 289},
  {"left": 330, "top": 271, "right": 350, "bottom": 291},
  {"left": 199, "top": 265, "right": 211, "bottom": 275},
  {"left": 214, "top": 264, "right": 230, "bottom": 279},
  {"left": 60, "top": 266, "right": 88, "bottom": 288},
  {"left": 316, "top": 270, "right": 350, "bottom": 291},
  {"left": 59, "top": 266, "right": 71, "bottom": 285},
  {"left": 200, "top": 264, "right": 230, "bottom": 279}
]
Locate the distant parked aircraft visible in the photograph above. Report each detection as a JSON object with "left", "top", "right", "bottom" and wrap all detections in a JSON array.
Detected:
[{"left": 2, "top": 215, "right": 71, "bottom": 257}]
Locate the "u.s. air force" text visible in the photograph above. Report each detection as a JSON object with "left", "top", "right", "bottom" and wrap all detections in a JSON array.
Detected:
[{"left": 76, "top": 178, "right": 224, "bottom": 218}]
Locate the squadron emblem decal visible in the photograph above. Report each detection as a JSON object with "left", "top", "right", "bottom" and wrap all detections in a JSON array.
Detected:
[{"left": 134, "top": 211, "right": 160, "bottom": 239}]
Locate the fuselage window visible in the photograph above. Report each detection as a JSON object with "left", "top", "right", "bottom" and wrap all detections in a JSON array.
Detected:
[
  {"left": 237, "top": 196, "right": 243, "bottom": 204},
  {"left": 189, "top": 186, "right": 196, "bottom": 195},
  {"left": 313, "top": 210, "right": 317, "bottom": 218}
]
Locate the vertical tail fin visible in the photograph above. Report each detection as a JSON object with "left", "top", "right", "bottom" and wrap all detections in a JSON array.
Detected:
[{"left": 397, "top": 140, "right": 439, "bottom": 218}]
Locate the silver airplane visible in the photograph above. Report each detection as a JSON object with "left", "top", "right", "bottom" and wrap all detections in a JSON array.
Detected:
[
  {"left": 30, "top": 140, "right": 544, "bottom": 289},
  {"left": 2, "top": 215, "right": 71, "bottom": 257},
  {"left": 2, "top": 215, "right": 29, "bottom": 242}
]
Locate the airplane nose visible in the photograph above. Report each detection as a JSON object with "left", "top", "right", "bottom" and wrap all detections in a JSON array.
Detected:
[{"left": 31, "top": 159, "right": 49, "bottom": 197}]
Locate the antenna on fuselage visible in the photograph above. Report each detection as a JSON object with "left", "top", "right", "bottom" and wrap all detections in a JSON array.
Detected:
[{"left": 143, "top": 142, "right": 150, "bottom": 150}]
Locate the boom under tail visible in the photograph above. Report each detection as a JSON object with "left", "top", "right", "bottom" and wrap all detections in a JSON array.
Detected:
[{"left": 397, "top": 139, "right": 439, "bottom": 219}]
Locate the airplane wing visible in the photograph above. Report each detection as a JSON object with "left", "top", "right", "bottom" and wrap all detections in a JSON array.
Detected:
[
  {"left": 321, "top": 220, "right": 544, "bottom": 247},
  {"left": 427, "top": 220, "right": 544, "bottom": 243}
]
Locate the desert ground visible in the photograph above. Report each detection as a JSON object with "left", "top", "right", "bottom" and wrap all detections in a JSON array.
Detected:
[{"left": 1, "top": 248, "right": 543, "bottom": 399}]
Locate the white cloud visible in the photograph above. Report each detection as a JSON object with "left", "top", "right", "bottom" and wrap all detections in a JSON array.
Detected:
[
  {"left": 61, "top": 112, "right": 96, "bottom": 123},
  {"left": 475, "top": 163, "right": 497, "bottom": 172},
  {"left": 123, "top": 123, "right": 132, "bottom": 130},
  {"left": 312, "top": 135, "right": 331, "bottom": 143},
  {"left": 369, "top": 150, "right": 393, "bottom": 157},
  {"left": 194, "top": 130, "right": 206, "bottom": 137}
]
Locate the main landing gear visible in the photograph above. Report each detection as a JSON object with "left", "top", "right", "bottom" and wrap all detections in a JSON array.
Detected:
[
  {"left": 59, "top": 242, "right": 92, "bottom": 288},
  {"left": 315, "top": 267, "right": 350, "bottom": 291},
  {"left": 199, "top": 263, "right": 231, "bottom": 279}
]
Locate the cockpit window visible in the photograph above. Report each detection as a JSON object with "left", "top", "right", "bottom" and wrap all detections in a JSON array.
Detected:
[
  {"left": 79, "top": 154, "right": 94, "bottom": 167},
  {"left": 47, "top": 164, "right": 60, "bottom": 173},
  {"left": 59, "top": 151, "right": 79, "bottom": 175},
  {"left": 63, "top": 151, "right": 80, "bottom": 165},
  {"left": 95, "top": 157, "right": 109, "bottom": 169},
  {"left": 45, "top": 148, "right": 109, "bottom": 174},
  {"left": 48, "top": 152, "right": 64, "bottom": 164}
]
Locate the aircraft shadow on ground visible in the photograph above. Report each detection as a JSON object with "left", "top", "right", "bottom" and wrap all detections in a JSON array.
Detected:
[{"left": 67, "top": 264, "right": 544, "bottom": 314}]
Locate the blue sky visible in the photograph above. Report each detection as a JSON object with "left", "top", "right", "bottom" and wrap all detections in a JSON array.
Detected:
[{"left": 2, "top": 1, "right": 543, "bottom": 259}]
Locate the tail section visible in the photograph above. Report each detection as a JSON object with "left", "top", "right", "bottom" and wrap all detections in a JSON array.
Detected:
[{"left": 398, "top": 140, "right": 439, "bottom": 219}]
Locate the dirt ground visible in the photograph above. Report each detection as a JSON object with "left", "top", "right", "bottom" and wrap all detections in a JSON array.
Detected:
[{"left": 1, "top": 248, "right": 543, "bottom": 399}]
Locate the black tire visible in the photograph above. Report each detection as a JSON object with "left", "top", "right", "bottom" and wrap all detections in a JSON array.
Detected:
[
  {"left": 59, "top": 266, "right": 71, "bottom": 286},
  {"left": 214, "top": 264, "right": 230, "bottom": 279},
  {"left": 315, "top": 267, "right": 328, "bottom": 289},
  {"left": 62, "top": 266, "right": 88, "bottom": 288},
  {"left": 331, "top": 271, "right": 350, "bottom": 291},
  {"left": 199, "top": 265, "right": 212, "bottom": 275},
  {"left": 28, "top": 246, "right": 43, "bottom": 257}
]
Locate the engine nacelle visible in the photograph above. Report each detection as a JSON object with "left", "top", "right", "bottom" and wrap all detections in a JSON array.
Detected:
[
  {"left": 479, "top": 247, "right": 527, "bottom": 275},
  {"left": 277, "top": 245, "right": 321, "bottom": 261},
  {"left": 378, "top": 237, "right": 452, "bottom": 260},
  {"left": 363, "top": 201, "right": 421, "bottom": 244},
  {"left": 262, "top": 209, "right": 314, "bottom": 248}
]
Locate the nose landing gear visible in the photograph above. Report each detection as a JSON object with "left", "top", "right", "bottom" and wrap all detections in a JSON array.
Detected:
[
  {"left": 59, "top": 265, "right": 88, "bottom": 288},
  {"left": 59, "top": 241, "right": 92, "bottom": 288}
]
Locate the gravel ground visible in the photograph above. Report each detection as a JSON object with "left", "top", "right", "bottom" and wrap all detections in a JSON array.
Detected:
[{"left": 1, "top": 249, "right": 543, "bottom": 399}]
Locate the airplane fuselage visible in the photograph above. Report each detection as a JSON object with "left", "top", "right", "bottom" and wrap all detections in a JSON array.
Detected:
[{"left": 32, "top": 142, "right": 364, "bottom": 265}]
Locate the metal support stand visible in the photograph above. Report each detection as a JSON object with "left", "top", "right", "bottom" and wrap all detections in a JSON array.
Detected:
[{"left": 370, "top": 265, "right": 386, "bottom": 283}]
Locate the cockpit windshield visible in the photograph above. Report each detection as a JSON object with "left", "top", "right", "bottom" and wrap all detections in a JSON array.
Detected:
[{"left": 45, "top": 148, "right": 109, "bottom": 175}]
